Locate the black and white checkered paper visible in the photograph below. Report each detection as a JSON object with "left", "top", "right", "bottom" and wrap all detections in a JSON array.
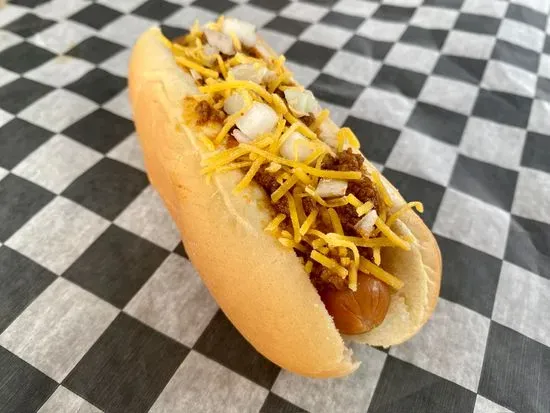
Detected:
[{"left": 1, "top": 0, "right": 549, "bottom": 412}]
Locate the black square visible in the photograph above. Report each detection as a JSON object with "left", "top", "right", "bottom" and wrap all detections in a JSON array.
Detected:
[
  {"left": 321, "top": 11, "right": 363, "bottom": 30},
  {"left": 450, "top": 155, "right": 518, "bottom": 210},
  {"left": 193, "top": 0, "right": 236, "bottom": 13},
  {"left": 536, "top": 77, "right": 550, "bottom": 102},
  {"left": 0, "top": 78, "right": 52, "bottom": 114},
  {"left": 436, "top": 235, "right": 501, "bottom": 317},
  {"left": 62, "top": 158, "right": 149, "bottom": 220},
  {"left": 1, "top": 13, "right": 55, "bottom": 38},
  {"left": 260, "top": 393, "right": 306, "bottom": 413},
  {"left": 492, "top": 39, "right": 540, "bottom": 73},
  {"left": 479, "top": 322, "right": 550, "bottom": 413},
  {"left": 69, "top": 3, "right": 122, "bottom": 30},
  {"left": 0, "top": 175, "right": 54, "bottom": 241},
  {"left": 264, "top": 16, "right": 309, "bottom": 37},
  {"left": 505, "top": 215, "right": 550, "bottom": 280},
  {"left": 0, "top": 346, "right": 57, "bottom": 413},
  {"left": 0, "top": 118, "right": 53, "bottom": 169},
  {"left": 309, "top": 73, "right": 363, "bottom": 107},
  {"left": 64, "top": 313, "right": 189, "bottom": 413},
  {"left": 65, "top": 68, "right": 126, "bottom": 104},
  {"left": 433, "top": 54, "right": 487, "bottom": 85},
  {"left": 63, "top": 109, "right": 134, "bottom": 153},
  {"left": 506, "top": 3, "right": 547, "bottom": 31},
  {"left": 473, "top": 89, "right": 533, "bottom": 128},
  {"left": 400, "top": 26, "right": 448, "bottom": 50},
  {"left": 63, "top": 225, "right": 169, "bottom": 307},
  {"left": 132, "top": 0, "right": 181, "bottom": 20},
  {"left": 0, "top": 41, "right": 56, "bottom": 73},
  {"left": 423, "top": 0, "right": 464, "bottom": 9},
  {"left": 381, "top": 169, "right": 446, "bottom": 228},
  {"left": 8, "top": 0, "right": 49, "bottom": 6},
  {"left": 407, "top": 102, "right": 468, "bottom": 146},
  {"left": 250, "top": 0, "right": 289, "bottom": 11},
  {"left": 545, "top": 35, "right": 550, "bottom": 54},
  {"left": 174, "top": 242, "right": 189, "bottom": 259},
  {"left": 369, "top": 356, "right": 476, "bottom": 413},
  {"left": 371, "top": 64, "right": 427, "bottom": 99},
  {"left": 343, "top": 116, "right": 400, "bottom": 164},
  {"left": 194, "top": 310, "right": 281, "bottom": 389},
  {"left": 285, "top": 41, "right": 336, "bottom": 69},
  {"left": 454, "top": 13, "right": 501, "bottom": 35},
  {"left": 344, "top": 35, "right": 393, "bottom": 61},
  {"left": 160, "top": 25, "right": 189, "bottom": 41},
  {"left": 373, "top": 5, "right": 415, "bottom": 22},
  {"left": 66, "top": 36, "right": 124, "bottom": 64},
  {"left": 0, "top": 246, "right": 56, "bottom": 332},
  {"left": 521, "top": 132, "right": 550, "bottom": 174}
]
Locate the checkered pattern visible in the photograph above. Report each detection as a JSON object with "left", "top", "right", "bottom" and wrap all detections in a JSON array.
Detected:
[{"left": 1, "top": 0, "right": 549, "bottom": 412}]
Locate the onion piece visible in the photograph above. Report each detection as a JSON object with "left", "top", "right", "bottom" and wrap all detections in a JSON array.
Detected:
[
  {"left": 222, "top": 18, "right": 257, "bottom": 47},
  {"left": 316, "top": 179, "right": 348, "bottom": 198},
  {"left": 223, "top": 93, "right": 245, "bottom": 115},
  {"left": 284, "top": 87, "right": 321, "bottom": 117},
  {"left": 253, "top": 43, "right": 272, "bottom": 61},
  {"left": 189, "top": 69, "right": 202, "bottom": 81},
  {"left": 355, "top": 210, "right": 378, "bottom": 238},
  {"left": 280, "top": 132, "right": 315, "bottom": 162},
  {"left": 228, "top": 64, "right": 274, "bottom": 84},
  {"left": 204, "top": 29, "right": 234, "bottom": 56},
  {"left": 236, "top": 102, "right": 278, "bottom": 139},
  {"left": 318, "top": 118, "right": 339, "bottom": 147},
  {"left": 232, "top": 128, "right": 251, "bottom": 143}
]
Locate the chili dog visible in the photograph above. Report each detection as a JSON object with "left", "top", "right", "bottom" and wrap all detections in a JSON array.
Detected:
[{"left": 129, "top": 17, "right": 441, "bottom": 378}]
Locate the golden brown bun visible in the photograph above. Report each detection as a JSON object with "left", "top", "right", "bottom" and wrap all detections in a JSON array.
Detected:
[{"left": 128, "top": 27, "right": 441, "bottom": 377}]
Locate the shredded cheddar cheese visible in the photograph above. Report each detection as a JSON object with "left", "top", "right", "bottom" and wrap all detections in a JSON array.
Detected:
[
  {"left": 175, "top": 56, "right": 219, "bottom": 78},
  {"left": 265, "top": 213, "right": 286, "bottom": 232},
  {"left": 359, "top": 257, "right": 403, "bottom": 290},
  {"left": 386, "top": 202, "right": 424, "bottom": 228}
]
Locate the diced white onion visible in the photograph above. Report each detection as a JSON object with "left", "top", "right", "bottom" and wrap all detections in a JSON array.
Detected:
[
  {"left": 284, "top": 87, "right": 321, "bottom": 117},
  {"left": 316, "top": 179, "right": 348, "bottom": 198},
  {"left": 232, "top": 128, "right": 251, "bottom": 143},
  {"left": 318, "top": 118, "right": 339, "bottom": 147},
  {"left": 355, "top": 210, "right": 378, "bottom": 238},
  {"left": 280, "top": 132, "right": 315, "bottom": 162},
  {"left": 228, "top": 64, "right": 273, "bottom": 84},
  {"left": 236, "top": 102, "right": 278, "bottom": 139},
  {"left": 204, "top": 29, "right": 234, "bottom": 56},
  {"left": 222, "top": 18, "right": 257, "bottom": 47},
  {"left": 190, "top": 69, "right": 202, "bottom": 81},
  {"left": 254, "top": 43, "right": 272, "bottom": 60},
  {"left": 223, "top": 93, "right": 245, "bottom": 115}
]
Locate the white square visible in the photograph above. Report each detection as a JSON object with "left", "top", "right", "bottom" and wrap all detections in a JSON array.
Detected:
[
  {"left": 115, "top": 186, "right": 180, "bottom": 250},
  {"left": 107, "top": 133, "right": 146, "bottom": 172},
  {"left": 18, "top": 89, "right": 97, "bottom": 133},
  {"left": 460, "top": 117, "right": 526, "bottom": 170},
  {"left": 419, "top": 75, "right": 479, "bottom": 115},
  {"left": 540, "top": 54, "right": 550, "bottom": 78},
  {"left": 498, "top": 18, "right": 545, "bottom": 52},
  {"left": 324, "top": 50, "right": 382, "bottom": 86},
  {"left": 352, "top": 87, "right": 415, "bottom": 129},
  {"left": 163, "top": 6, "right": 218, "bottom": 29},
  {"left": 358, "top": 19, "right": 407, "bottom": 42},
  {"left": 384, "top": 43, "right": 440, "bottom": 74},
  {"left": 29, "top": 21, "right": 93, "bottom": 55},
  {"left": 24, "top": 56, "right": 94, "bottom": 88},
  {"left": 0, "top": 278, "right": 117, "bottom": 381},
  {"left": 100, "top": 14, "right": 155, "bottom": 48},
  {"left": 528, "top": 99, "right": 550, "bottom": 135},
  {"left": 512, "top": 168, "right": 550, "bottom": 224},
  {"left": 272, "top": 344, "right": 386, "bottom": 413},
  {"left": 0, "top": 66, "right": 18, "bottom": 89},
  {"left": 443, "top": 30, "right": 496, "bottom": 60},
  {"left": 333, "top": 0, "right": 378, "bottom": 18},
  {"left": 97, "top": 0, "right": 149, "bottom": 12},
  {"left": 0, "top": 30, "right": 22, "bottom": 54},
  {"left": 382, "top": 0, "right": 423, "bottom": 5},
  {"left": 386, "top": 128, "right": 458, "bottom": 186},
  {"left": 0, "top": 167, "right": 8, "bottom": 182},
  {"left": 433, "top": 189, "right": 511, "bottom": 258},
  {"left": 410, "top": 6, "right": 459, "bottom": 29},
  {"left": 38, "top": 386, "right": 102, "bottom": 413},
  {"left": 512, "top": 0, "right": 550, "bottom": 14},
  {"left": 474, "top": 395, "right": 514, "bottom": 413},
  {"left": 391, "top": 298, "right": 490, "bottom": 392},
  {"left": 34, "top": 0, "right": 88, "bottom": 20},
  {"left": 280, "top": 2, "right": 328, "bottom": 23},
  {"left": 103, "top": 88, "right": 133, "bottom": 120},
  {"left": 0, "top": 108, "right": 13, "bottom": 130},
  {"left": 481, "top": 60, "right": 537, "bottom": 97},
  {"left": 461, "top": 0, "right": 508, "bottom": 18},
  {"left": 226, "top": 4, "right": 276, "bottom": 28},
  {"left": 300, "top": 23, "right": 353, "bottom": 49},
  {"left": 6, "top": 197, "right": 110, "bottom": 274},
  {"left": 493, "top": 262, "right": 550, "bottom": 347},
  {"left": 257, "top": 28, "right": 295, "bottom": 55},
  {"left": 99, "top": 49, "right": 131, "bottom": 78},
  {"left": 12, "top": 135, "right": 101, "bottom": 194},
  {"left": 125, "top": 254, "right": 219, "bottom": 347},
  {"left": 285, "top": 61, "right": 321, "bottom": 88},
  {"left": 149, "top": 351, "right": 268, "bottom": 413},
  {"left": 316, "top": 100, "right": 350, "bottom": 127},
  {"left": 0, "top": 4, "right": 26, "bottom": 27}
]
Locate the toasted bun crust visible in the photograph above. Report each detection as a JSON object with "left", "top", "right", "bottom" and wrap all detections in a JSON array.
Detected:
[{"left": 129, "top": 27, "right": 441, "bottom": 377}]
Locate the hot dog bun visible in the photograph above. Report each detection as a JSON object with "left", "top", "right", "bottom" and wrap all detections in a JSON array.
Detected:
[{"left": 129, "top": 27, "right": 441, "bottom": 378}]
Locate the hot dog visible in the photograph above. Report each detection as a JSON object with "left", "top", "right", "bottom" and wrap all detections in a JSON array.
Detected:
[{"left": 128, "top": 17, "right": 441, "bottom": 378}]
